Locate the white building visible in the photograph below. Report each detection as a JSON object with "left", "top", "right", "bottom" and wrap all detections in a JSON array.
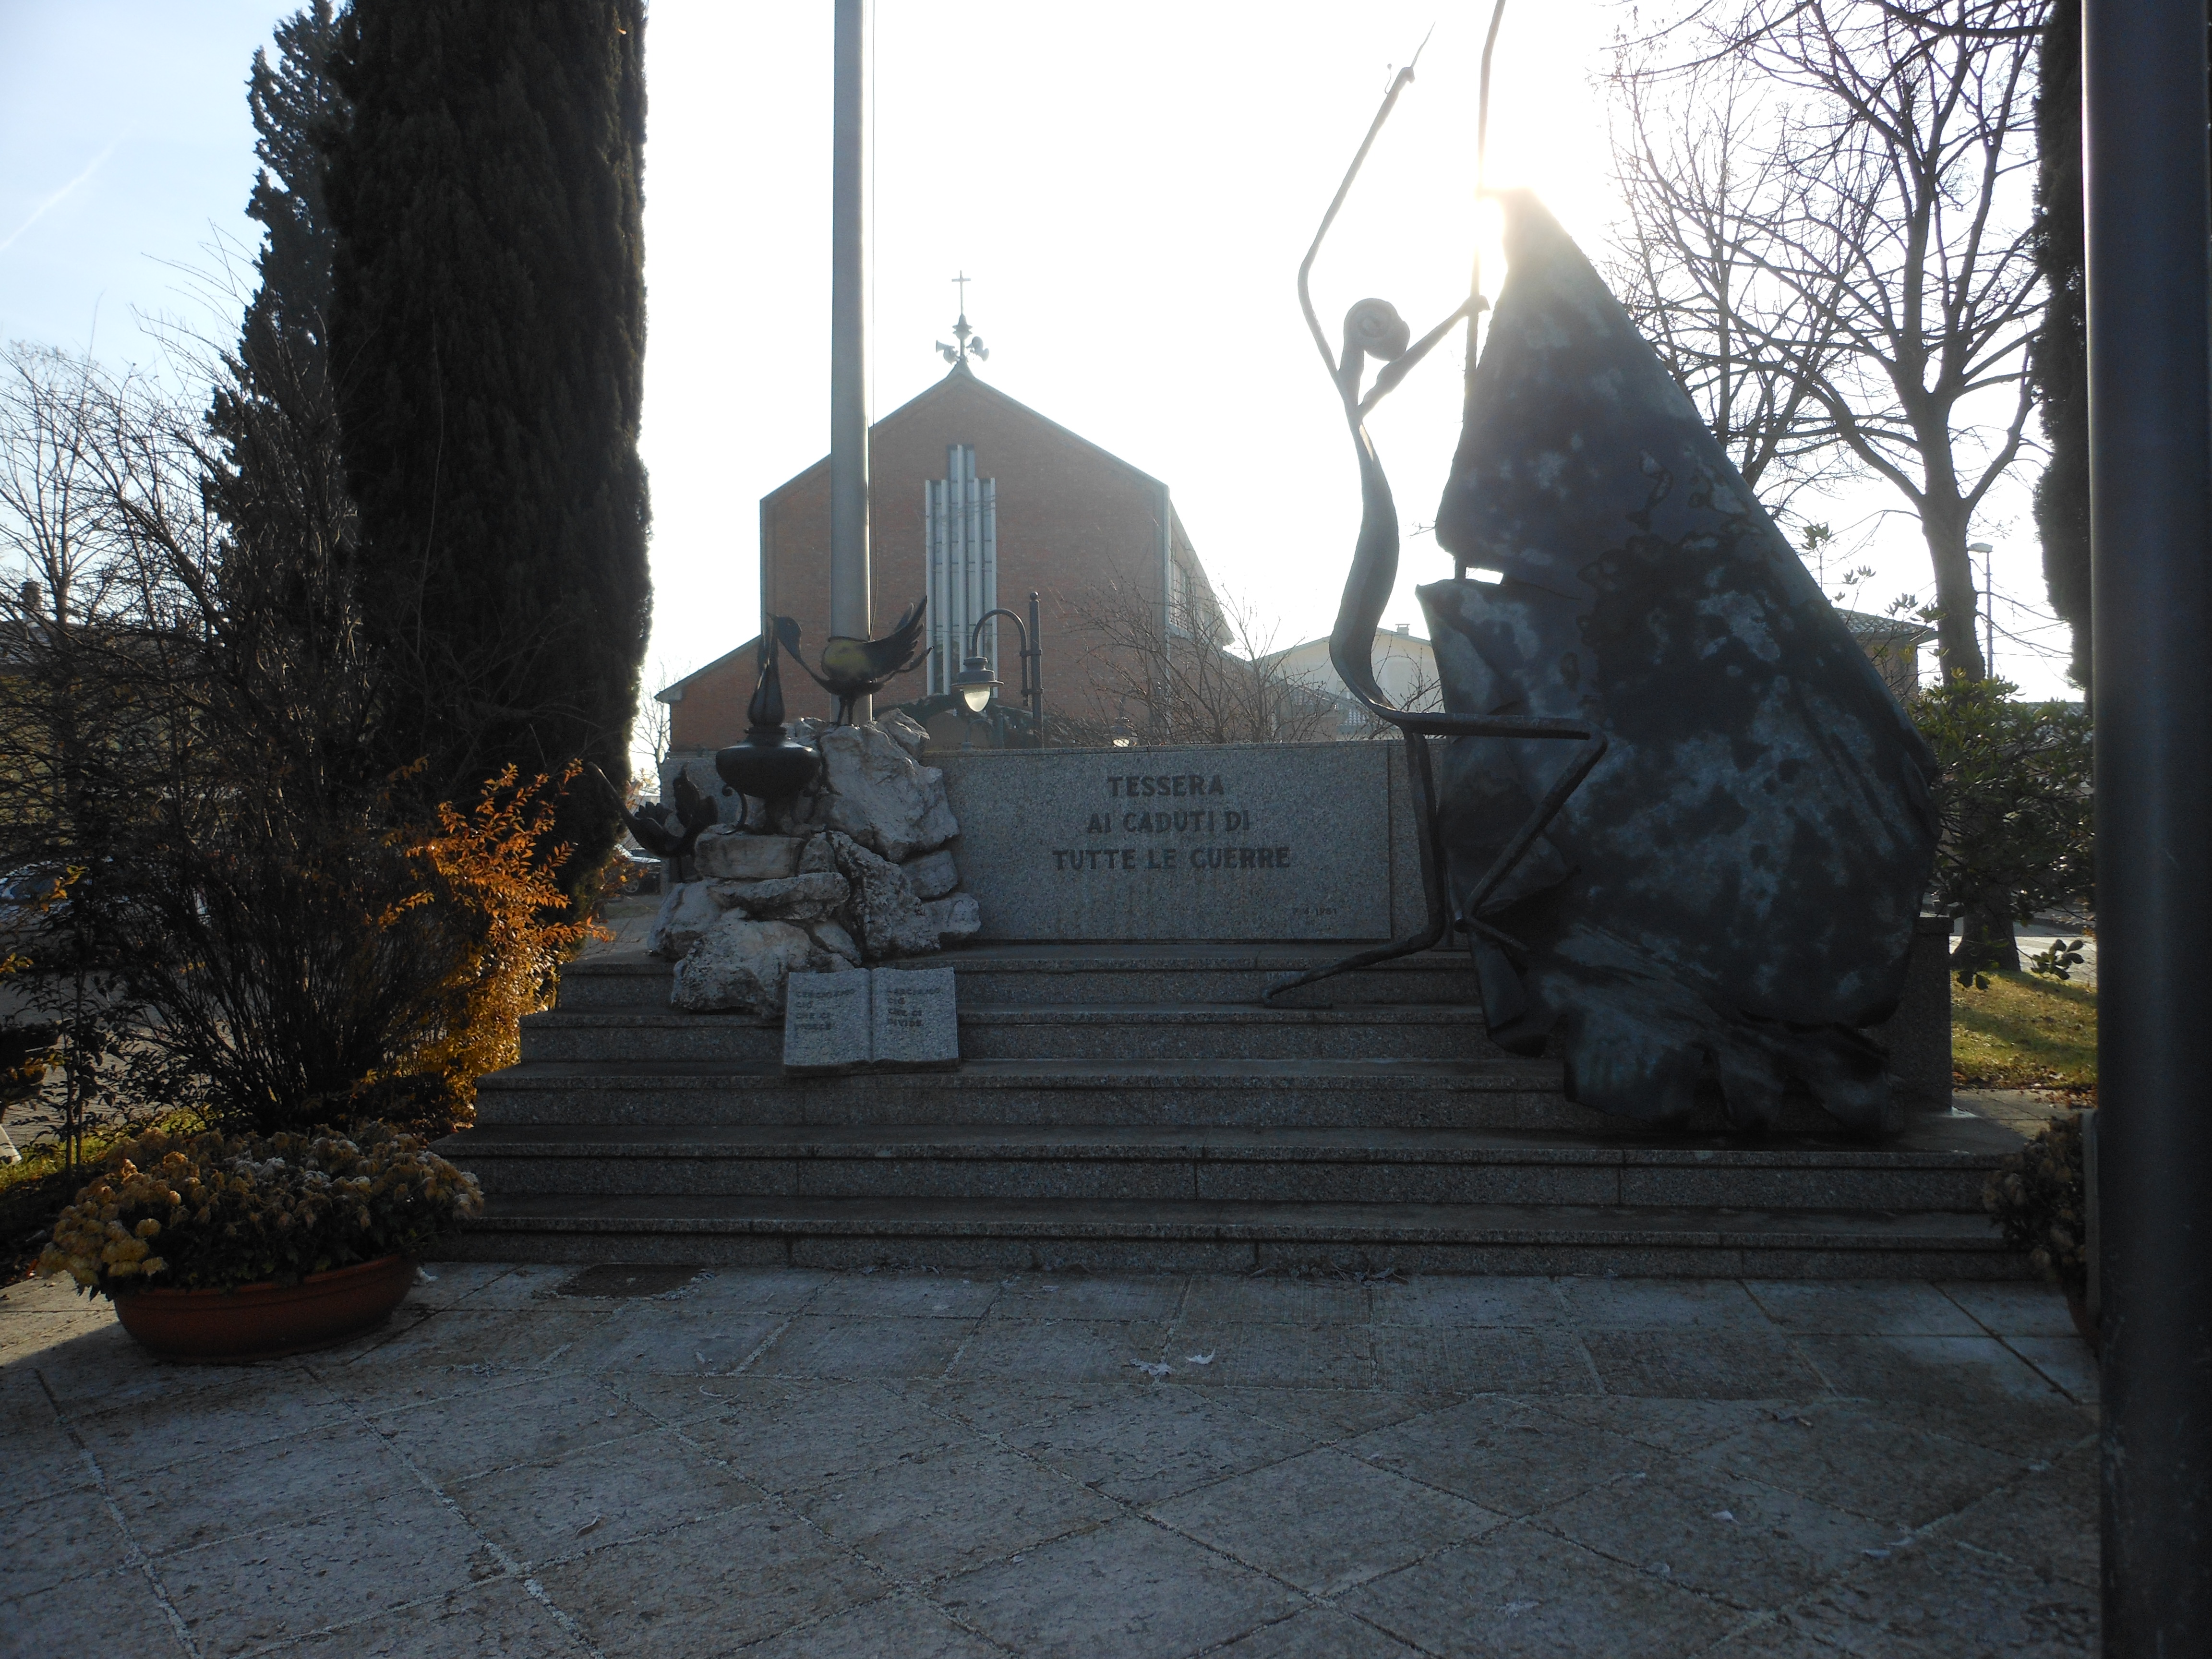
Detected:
[{"left": 1261, "top": 624, "right": 1439, "bottom": 739}]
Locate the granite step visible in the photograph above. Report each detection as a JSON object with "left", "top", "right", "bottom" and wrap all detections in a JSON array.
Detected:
[
  {"left": 438, "top": 1117, "right": 2012, "bottom": 1212},
  {"left": 432, "top": 1192, "right": 2026, "bottom": 1281},
  {"left": 471, "top": 1056, "right": 1622, "bottom": 1133},
  {"left": 554, "top": 944, "right": 1479, "bottom": 1012},
  {"left": 518, "top": 1002, "right": 1514, "bottom": 1065},
  {"left": 481, "top": 937, "right": 1988, "bottom": 1279}
]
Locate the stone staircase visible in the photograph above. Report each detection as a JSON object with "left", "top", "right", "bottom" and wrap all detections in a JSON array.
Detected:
[{"left": 434, "top": 942, "right": 2027, "bottom": 1279}]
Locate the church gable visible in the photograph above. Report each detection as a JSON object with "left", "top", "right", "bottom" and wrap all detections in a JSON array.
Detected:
[{"left": 751, "top": 363, "right": 1207, "bottom": 729}]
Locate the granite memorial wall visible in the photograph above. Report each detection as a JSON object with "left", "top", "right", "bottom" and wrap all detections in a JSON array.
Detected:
[{"left": 935, "top": 742, "right": 1427, "bottom": 942}]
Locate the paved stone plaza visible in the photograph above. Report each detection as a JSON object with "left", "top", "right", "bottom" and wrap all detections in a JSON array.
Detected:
[{"left": 1, "top": 1264, "right": 2096, "bottom": 1657}]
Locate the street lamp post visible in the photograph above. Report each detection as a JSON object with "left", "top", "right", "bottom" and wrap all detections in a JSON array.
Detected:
[
  {"left": 1967, "top": 541, "right": 1995, "bottom": 677},
  {"left": 951, "top": 590, "right": 1044, "bottom": 745}
]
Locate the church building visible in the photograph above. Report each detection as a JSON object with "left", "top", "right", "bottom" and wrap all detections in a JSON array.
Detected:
[{"left": 657, "top": 327, "right": 1216, "bottom": 759}]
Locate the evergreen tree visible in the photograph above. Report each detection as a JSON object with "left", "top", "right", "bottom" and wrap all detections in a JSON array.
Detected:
[
  {"left": 206, "top": 2, "right": 359, "bottom": 686},
  {"left": 236, "top": 2, "right": 346, "bottom": 387},
  {"left": 325, "top": 0, "right": 651, "bottom": 888},
  {"left": 2029, "top": 0, "right": 2089, "bottom": 699}
]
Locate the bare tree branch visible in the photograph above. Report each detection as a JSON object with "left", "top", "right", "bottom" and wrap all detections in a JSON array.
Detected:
[
  {"left": 1609, "top": 0, "right": 2045, "bottom": 678},
  {"left": 1057, "top": 580, "right": 1342, "bottom": 747}
]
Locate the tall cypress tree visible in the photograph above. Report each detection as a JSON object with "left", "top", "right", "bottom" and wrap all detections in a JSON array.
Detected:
[
  {"left": 206, "top": 2, "right": 357, "bottom": 669},
  {"left": 325, "top": 0, "right": 651, "bottom": 884},
  {"left": 2029, "top": 0, "right": 2089, "bottom": 699}
]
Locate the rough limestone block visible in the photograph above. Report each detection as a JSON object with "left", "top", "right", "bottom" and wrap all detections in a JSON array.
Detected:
[
  {"left": 646, "top": 881, "right": 723, "bottom": 961},
  {"left": 816, "top": 723, "right": 960, "bottom": 864},
  {"left": 670, "top": 916, "right": 830, "bottom": 1014},
  {"left": 828, "top": 830, "right": 940, "bottom": 962},
  {"left": 873, "top": 966, "right": 959, "bottom": 1069},
  {"left": 692, "top": 828, "right": 804, "bottom": 882},
  {"left": 922, "top": 893, "right": 982, "bottom": 945},
  {"left": 782, "top": 971, "right": 873, "bottom": 1074},
  {"left": 900, "top": 848, "right": 961, "bottom": 901},
  {"left": 878, "top": 709, "right": 930, "bottom": 757},
  {"left": 714, "top": 872, "right": 849, "bottom": 922},
  {"left": 769, "top": 788, "right": 833, "bottom": 838},
  {"left": 705, "top": 880, "right": 749, "bottom": 911},
  {"left": 797, "top": 833, "right": 838, "bottom": 875},
  {"left": 807, "top": 918, "right": 862, "bottom": 964}
]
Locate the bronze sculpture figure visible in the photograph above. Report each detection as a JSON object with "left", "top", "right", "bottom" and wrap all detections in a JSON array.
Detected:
[
  {"left": 1288, "top": 51, "right": 1937, "bottom": 1135},
  {"left": 773, "top": 597, "right": 930, "bottom": 725}
]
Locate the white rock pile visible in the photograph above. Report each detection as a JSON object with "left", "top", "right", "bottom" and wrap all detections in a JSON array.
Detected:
[{"left": 646, "top": 714, "right": 982, "bottom": 1015}]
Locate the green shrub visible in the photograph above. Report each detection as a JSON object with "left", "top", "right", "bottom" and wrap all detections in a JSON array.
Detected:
[{"left": 1983, "top": 1113, "right": 2089, "bottom": 1303}]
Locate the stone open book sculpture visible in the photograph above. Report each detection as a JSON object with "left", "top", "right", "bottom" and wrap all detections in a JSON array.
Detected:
[{"left": 1288, "top": 68, "right": 1937, "bottom": 1135}]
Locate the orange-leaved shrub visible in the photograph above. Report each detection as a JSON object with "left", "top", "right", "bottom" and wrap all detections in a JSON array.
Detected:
[{"left": 380, "top": 763, "right": 603, "bottom": 1114}]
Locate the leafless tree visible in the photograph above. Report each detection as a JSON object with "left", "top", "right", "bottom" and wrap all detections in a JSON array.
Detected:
[
  {"left": 1060, "top": 579, "right": 1340, "bottom": 747},
  {"left": 629, "top": 666, "right": 673, "bottom": 805},
  {"left": 0, "top": 339, "right": 585, "bottom": 1138},
  {"left": 1609, "top": 0, "right": 2045, "bottom": 678},
  {"left": 1606, "top": 56, "right": 1867, "bottom": 520}
]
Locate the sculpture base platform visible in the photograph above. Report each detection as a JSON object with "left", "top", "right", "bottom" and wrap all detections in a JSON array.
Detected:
[{"left": 433, "top": 938, "right": 2013, "bottom": 1280}]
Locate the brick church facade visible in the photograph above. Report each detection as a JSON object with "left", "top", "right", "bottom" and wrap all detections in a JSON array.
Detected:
[{"left": 659, "top": 360, "right": 1215, "bottom": 755}]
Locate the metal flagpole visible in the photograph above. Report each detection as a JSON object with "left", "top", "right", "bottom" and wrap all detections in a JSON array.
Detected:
[
  {"left": 830, "top": 0, "right": 873, "bottom": 722},
  {"left": 2083, "top": 0, "right": 2212, "bottom": 1646}
]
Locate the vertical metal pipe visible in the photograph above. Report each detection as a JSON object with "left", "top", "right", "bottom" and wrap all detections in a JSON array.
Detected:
[
  {"left": 951, "top": 446, "right": 970, "bottom": 681},
  {"left": 2084, "top": 0, "right": 2212, "bottom": 1647},
  {"left": 982, "top": 476, "right": 999, "bottom": 675},
  {"left": 1027, "top": 588, "right": 1044, "bottom": 746},
  {"left": 830, "top": 0, "right": 871, "bottom": 717},
  {"left": 925, "top": 478, "right": 943, "bottom": 695},
  {"left": 962, "top": 448, "right": 983, "bottom": 674}
]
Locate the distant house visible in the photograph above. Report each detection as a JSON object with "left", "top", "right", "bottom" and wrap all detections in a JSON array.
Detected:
[
  {"left": 1260, "top": 625, "right": 1439, "bottom": 740},
  {"left": 1838, "top": 609, "right": 1938, "bottom": 701},
  {"left": 658, "top": 355, "right": 1217, "bottom": 766},
  {"left": 1250, "top": 606, "right": 1934, "bottom": 742}
]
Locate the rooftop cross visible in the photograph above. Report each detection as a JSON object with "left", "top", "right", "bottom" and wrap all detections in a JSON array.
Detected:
[{"left": 937, "top": 272, "right": 990, "bottom": 367}]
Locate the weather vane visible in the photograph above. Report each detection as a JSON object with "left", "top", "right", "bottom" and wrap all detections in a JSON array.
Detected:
[{"left": 937, "top": 270, "right": 989, "bottom": 365}]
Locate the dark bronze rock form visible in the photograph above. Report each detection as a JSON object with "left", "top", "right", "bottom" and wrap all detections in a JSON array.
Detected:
[
  {"left": 1424, "top": 193, "right": 1937, "bottom": 1133},
  {"left": 773, "top": 598, "right": 930, "bottom": 725},
  {"left": 715, "top": 631, "right": 824, "bottom": 811},
  {"left": 616, "top": 769, "right": 717, "bottom": 863}
]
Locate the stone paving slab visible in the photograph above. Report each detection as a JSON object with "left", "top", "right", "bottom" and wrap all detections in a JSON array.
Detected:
[{"left": 0, "top": 1264, "right": 2097, "bottom": 1657}]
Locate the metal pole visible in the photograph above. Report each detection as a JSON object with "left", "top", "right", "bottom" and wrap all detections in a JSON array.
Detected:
[
  {"left": 830, "top": 0, "right": 872, "bottom": 720},
  {"left": 1027, "top": 589, "right": 1044, "bottom": 746},
  {"left": 1984, "top": 548, "right": 1995, "bottom": 678},
  {"left": 2084, "top": 0, "right": 2212, "bottom": 1648}
]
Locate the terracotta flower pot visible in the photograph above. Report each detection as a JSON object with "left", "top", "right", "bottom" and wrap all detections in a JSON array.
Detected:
[{"left": 112, "top": 1255, "right": 415, "bottom": 1363}]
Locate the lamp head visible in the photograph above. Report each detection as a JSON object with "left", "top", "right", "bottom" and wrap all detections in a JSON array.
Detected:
[{"left": 954, "top": 654, "right": 999, "bottom": 715}]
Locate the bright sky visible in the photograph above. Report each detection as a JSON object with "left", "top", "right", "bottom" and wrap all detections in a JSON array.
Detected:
[{"left": 0, "top": 0, "right": 2070, "bottom": 704}]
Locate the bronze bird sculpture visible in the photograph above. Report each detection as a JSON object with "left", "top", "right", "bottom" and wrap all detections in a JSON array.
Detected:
[
  {"left": 603, "top": 766, "right": 718, "bottom": 863},
  {"left": 773, "top": 598, "right": 930, "bottom": 725}
]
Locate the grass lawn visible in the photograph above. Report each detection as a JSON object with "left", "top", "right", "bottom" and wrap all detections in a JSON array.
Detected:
[{"left": 1953, "top": 969, "right": 2097, "bottom": 1093}]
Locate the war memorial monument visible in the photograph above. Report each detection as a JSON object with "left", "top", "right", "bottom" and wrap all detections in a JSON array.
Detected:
[{"left": 434, "top": 77, "right": 2002, "bottom": 1284}]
